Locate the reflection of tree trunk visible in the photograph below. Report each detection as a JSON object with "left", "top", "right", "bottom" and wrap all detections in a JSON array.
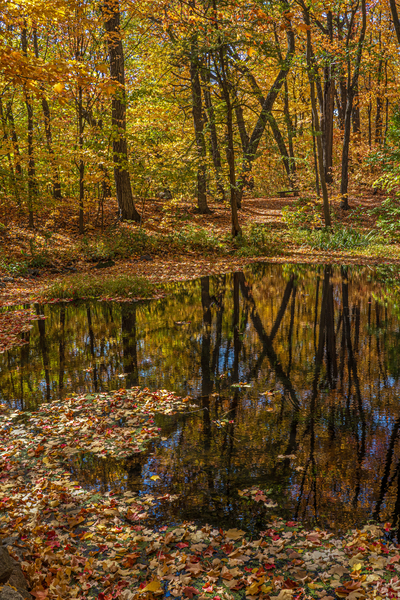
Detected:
[
  {"left": 87, "top": 307, "right": 98, "bottom": 392},
  {"left": 341, "top": 268, "right": 366, "bottom": 508},
  {"left": 374, "top": 418, "right": 400, "bottom": 520},
  {"left": 36, "top": 304, "right": 50, "bottom": 401},
  {"left": 59, "top": 306, "right": 65, "bottom": 395},
  {"left": 321, "top": 266, "right": 337, "bottom": 388},
  {"left": 19, "top": 325, "right": 31, "bottom": 411},
  {"left": 211, "top": 279, "right": 225, "bottom": 376},
  {"left": 287, "top": 284, "right": 297, "bottom": 374},
  {"left": 201, "top": 277, "right": 212, "bottom": 444},
  {"left": 239, "top": 274, "right": 299, "bottom": 410},
  {"left": 121, "top": 304, "right": 138, "bottom": 388}
]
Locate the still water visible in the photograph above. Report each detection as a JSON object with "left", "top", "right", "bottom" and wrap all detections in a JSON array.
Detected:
[{"left": 2, "top": 263, "right": 400, "bottom": 536}]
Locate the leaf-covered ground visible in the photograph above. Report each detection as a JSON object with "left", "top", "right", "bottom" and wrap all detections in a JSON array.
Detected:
[
  {"left": 1, "top": 388, "right": 399, "bottom": 600},
  {"left": 1, "top": 195, "right": 400, "bottom": 307}
]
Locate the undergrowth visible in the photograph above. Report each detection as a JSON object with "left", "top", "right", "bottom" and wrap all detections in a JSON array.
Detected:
[
  {"left": 305, "top": 225, "right": 378, "bottom": 251},
  {"left": 170, "top": 223, "right": 226, "bottom": 252},
  {"left": 80, "top": 228, "right": 158, "bottom": 262},
  {"left": 45, "top": 273, "right": 156, "bottom": 300},
  {"left": 235, "top": 222, "right": 284, "bottom": 256}
]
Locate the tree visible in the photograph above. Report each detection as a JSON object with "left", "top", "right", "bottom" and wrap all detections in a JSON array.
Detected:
[{"left": 104, "top": 0, "right": 140, "bottom": 221}]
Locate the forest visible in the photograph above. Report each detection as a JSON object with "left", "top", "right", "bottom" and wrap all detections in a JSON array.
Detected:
[
  {"left": 0, "top": 0, "right": 400, "bottom": 246},
  {"left": 3, "top": 2, "right": 400, "bottom": 600}
]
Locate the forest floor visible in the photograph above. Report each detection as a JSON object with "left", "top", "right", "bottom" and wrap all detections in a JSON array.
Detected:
[
  {"left": 0, "top": 189, "right": 398, "bottom": 307},
  {"left": 1, "top": 194, "right": 400, "bottom": 599},
  {"left": 1, "top": 388, "right": 399, "bottom": 600}
]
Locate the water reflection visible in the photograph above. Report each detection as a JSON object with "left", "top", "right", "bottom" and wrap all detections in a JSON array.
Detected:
[{"left": 2, "top": 264, "right": 400, "bottom": 536}]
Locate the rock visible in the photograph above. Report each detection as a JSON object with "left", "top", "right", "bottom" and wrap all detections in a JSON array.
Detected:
[
  {"left": 0, "top": 283, "right": 5, "bottom": 289},
  {"left": 157, "top": 189, "right": 172, "bottom": 200},
  {"left": 94, "top": 259, "right": 115, "bottom": 269},
  {"left": 26, "top": 269, "right": 39, "bottom": 277},
  {"left": 8, "top": 567, "right": 28, "bottom": 592},
  {"left": 0, "top": 585, "right": 25, "bottom": 600},
  {"left": 139, "top": 255, "right": 153, "bottom": 262},
  {"left": 0, "top": 548, "right": 15, "bottom": 584},
  {"left": 2, "top": 277, "right": 14, "bottom": 283}
]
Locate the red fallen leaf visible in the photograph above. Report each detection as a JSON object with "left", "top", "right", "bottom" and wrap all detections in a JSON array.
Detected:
[
  {"left": 177, "top": 542, "right": 189, "bottom": 548},
  {"left": 202, "top": 584, "right": 213, "bottom": 593},
  {"left": 97, "top": 594, "right": 113, "bottom": 600},
  {"left": 286, "top": 521, "right": 297, "bottom": 527},
  {"left": 336, "top": 581, "right": 362, "bottom": 596},
  {"left": 264, "top": 563, "right": 275, "bottom": 570},
  {"left": 283, "top": 579, "right": 299, "bottom": 589},
  {"left": 343, "top": 581, "right": 362, "bottom": 590},
  {"left": 31, "top": 590, "right": 49, "bottom": 599},
  {"left": 183, "top": 586, "right": 199, "bottom": 598},
  {"left": 231, "top": 581, "right": 245, "bottom": 591}
]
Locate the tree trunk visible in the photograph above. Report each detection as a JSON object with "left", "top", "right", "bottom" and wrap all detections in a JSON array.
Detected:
[
  {"left": 303, "top": 10, "right": 331, "bottom": 227},
  {"left": 104, "top": 0, "right": 140, "bottom": 222},
  {"left": 283, "top": 77, "right": 297, "bottom": 182},
  {"left": 190, "top": 45, "right": 210, "bottom": 214},
  {"left": 201, "top": 77, "right": 226, "bottom": 202},
  {"left": 267, "top": 112, "right": 296, "bottom": 188},
  {"left": 6, "top": 101, "right": 23, "bottom": 212},
  {"left": 21, "top": 27, "right": 36, "bottom": 228},
  {"left": 236, "top": 15, "right": 295, "bottom": 206},
  {"left": 214, "top": 46, "right": 241, "bottom": 236},
  {"left": 375, "top": 59, "right": 383, "bottom": 145},
  {"left": 340, "top": 0, "right": 367, "bottom": 209},
  {"left": 33, "top": 29, "right": 62, "bottom": 200},
  {"left": 78, "top": 85, "right": 84, "bottom": 234},
  {"left": 0, "top": 98, "right": 19, "bottom": 203}
]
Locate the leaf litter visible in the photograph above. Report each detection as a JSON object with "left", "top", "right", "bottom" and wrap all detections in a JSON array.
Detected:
[{"left": 0, "top": 388, "right": 400, "bottom": 600}]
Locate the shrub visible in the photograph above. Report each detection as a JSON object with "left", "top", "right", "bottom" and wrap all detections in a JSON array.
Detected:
[
  {"left": 370, "top": 195, "right": 400, "bottom": 242},
  {"left": 171, "top": 224, "right": 225, "bottom": 252},
  {"left": 81, "top": 229, "right": 158, "bottom": 262},
  {"left": 235, "top": 223, "right": 283, "bottom": 256},
  {"left": 282, "top": 199, "right": 323, "bottom": 230},
  {"left": 306, "top": 225, "right": 377, "bottom": 251}
]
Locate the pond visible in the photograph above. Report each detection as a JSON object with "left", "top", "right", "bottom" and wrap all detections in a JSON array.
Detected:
[{"left": 2, "top": 263, "right": 400, "bottom": 538}]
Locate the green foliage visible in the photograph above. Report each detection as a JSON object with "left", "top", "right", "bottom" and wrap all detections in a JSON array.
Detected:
[
  {"left": 235, "top": 223, "right": 283, "bottom": 256},
  {"left": 45, "top": 273, "right": 156, "bottom": 300},
  {"left": 28, "top": 237, "right": 52, "bottom": 268},
  {"left": 80, "top": 229, "right": 158, "bottom": 262},
  {"left": 282, "top": 198, "right": 323, "bottom": 230},
  {"left": 370, "top": 194, "right": 400, "bottom": 242},
  {"left": 0, "top": 258, "right": 28, "bottom": 275},
  {"left": 171, "top": 224, "right": 225, "bottom": 252},
  {"left": 305, "top": 225, "right": 377, "bottom": 251}
]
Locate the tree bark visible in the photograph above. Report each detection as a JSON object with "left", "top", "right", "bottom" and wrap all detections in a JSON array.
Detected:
[
  {"left": 340, "top": 0, "right": 367, "bottom": 209},
  {"left": 33, "top": 29, "right": 62, "bottom": 200},
  {"left": 303, "top": 8, "right": 331, "bottom": 227},
  {"left": 0, "top": 98, "right": 19, "bottom": 203},
  {"left": 104, "top": 0, "right": 140, "bottom": 222},
  {"left": 236, "top": 15, "right": 295, "bottom": 205},
  {"left": 190, "top": 45, "right": 211, "bottom": 214},
  {"left": 214, "top": 45, "right": 241, "bottom": 236},
  {"left": 21, "top": 26, "right": 36, "bottom": 228},
  {"left": 201, "top": 66, "right": 226, "bottom": 201},
  {"left": 78, "top": 85, "right": 85, "bottom": 234}
]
